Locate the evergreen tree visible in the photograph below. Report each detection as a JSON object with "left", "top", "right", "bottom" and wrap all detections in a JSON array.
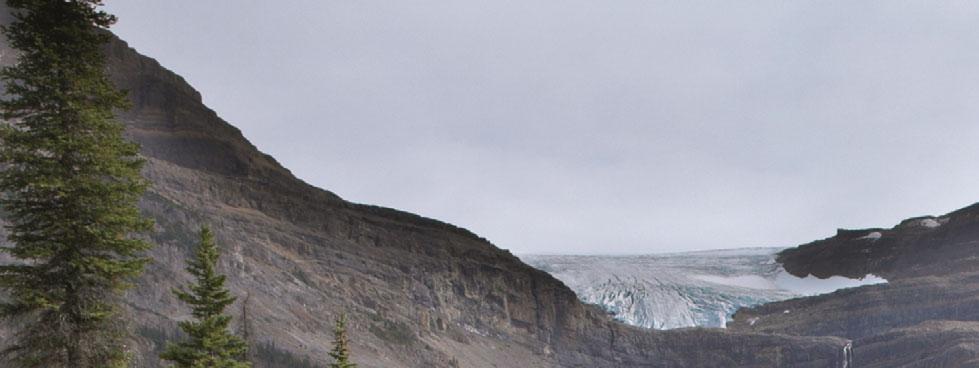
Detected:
[
  {"left": 329, "top": 314, "right": 356, "bottom": 368},
  {"left": 0, "top": 1, "right": 151, "bottom": 367},
  {"left": 238, "top": 292, "right": 254, "bottom": 363},
  {"left": 161, "top": 226, "right": 250, "bottom": 368}
]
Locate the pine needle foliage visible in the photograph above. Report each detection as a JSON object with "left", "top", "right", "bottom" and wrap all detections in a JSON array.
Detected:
[
  {"left": 161, "top": 226, "right": 250, "bottom": 368},
  {"left": 329, "top": 314, "right": 356, "bottom": 368},
  {"left": 0, "top": 1, "right": 151, "bottom": 367}
]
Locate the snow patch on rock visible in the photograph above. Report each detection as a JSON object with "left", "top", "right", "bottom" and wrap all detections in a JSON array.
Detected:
[
  {"left": 775, "top": 271, "right": 887, "bottom": 296},
  {"left": 858, "top": 231, "right": 882, "bottom": 240}
]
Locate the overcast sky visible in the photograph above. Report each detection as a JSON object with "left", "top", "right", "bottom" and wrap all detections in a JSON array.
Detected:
[{"left": 105, "top": 1, "right": 979, "bottom": 255}]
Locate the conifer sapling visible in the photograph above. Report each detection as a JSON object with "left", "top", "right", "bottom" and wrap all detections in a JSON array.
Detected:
[
  {"left": 161, "top": 226, "right": 250, "bottom": 368},
  {"left": 329, "top": 313, "right": 356, "bottom": 368}
]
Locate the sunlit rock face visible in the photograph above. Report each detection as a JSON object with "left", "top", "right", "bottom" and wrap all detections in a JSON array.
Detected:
[{"left": 522, "top": 248, "right": 887, "bottom": 330}]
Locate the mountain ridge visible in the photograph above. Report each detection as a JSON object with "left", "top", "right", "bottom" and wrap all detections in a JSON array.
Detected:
[
  {"left": 731, "top": 202, "right": 979, "bottom": 367},
  {"left": 0, "top": 8, "right": 849, "bottom": 368}
]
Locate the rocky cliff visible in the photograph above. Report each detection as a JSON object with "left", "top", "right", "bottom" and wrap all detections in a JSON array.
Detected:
[
  {"left": 0, "top": 10, "right": 850, "bottom": 368},
  {"left": 730, "top": 203, "right": 979, "bottom": 367}
]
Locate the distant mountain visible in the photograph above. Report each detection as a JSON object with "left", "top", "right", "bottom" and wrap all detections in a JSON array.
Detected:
[{"left": 522, "top": 248, "right": 885, "bottom": 330}]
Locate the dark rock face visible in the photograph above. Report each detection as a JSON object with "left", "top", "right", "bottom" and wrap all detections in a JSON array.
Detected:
[
  {"left": 0, "top": 12, "right": 849, "bottom": 368},
  {"left": 855, "top": 321, "right": 979, "bottom": 367},
  {"left": 777, "top": 205, "right": 979, "bottom": 280},
  {"left": 730, "top": 204, "right": 979, "bottom": 367}
]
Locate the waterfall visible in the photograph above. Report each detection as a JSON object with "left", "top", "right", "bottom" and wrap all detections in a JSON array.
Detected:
[{"left": 841, "top": 341, "right": 853, "bottom": 368}]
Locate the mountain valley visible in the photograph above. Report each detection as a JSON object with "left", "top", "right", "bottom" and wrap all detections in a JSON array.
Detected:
[{"left": 1, "top": 4, "right": 978, "bottom": 367}]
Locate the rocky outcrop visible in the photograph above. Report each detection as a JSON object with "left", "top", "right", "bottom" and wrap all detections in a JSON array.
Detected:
[
  {"left": 0, "top": 11, "right": 849, "bottom": 368},
  {"left": 855, "top": 321, "right": 979, "bottom": 367},
  {"left": 730, "top": 204, "right": 979, "bottom": 367},
  {"left": 777, "top": 206, "right": 979, "bottom": 280}
]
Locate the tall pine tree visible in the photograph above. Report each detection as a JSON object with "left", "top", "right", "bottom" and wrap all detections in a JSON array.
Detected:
[
  {"left": 0, "top": 1, "right": 151, "bottom": 367},
  {"left": 329, "top": 314, "right": 356, "bottom": 368},
  {"left": 161, "top": 226, "right": 250, "bottom": 368}
]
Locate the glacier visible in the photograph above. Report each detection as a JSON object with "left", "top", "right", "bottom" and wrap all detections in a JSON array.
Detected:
[{"left": 521, "top": 248, "right": 885, "bottom": 330}]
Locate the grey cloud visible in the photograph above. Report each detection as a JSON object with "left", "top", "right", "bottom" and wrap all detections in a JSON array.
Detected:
[{"left": 106, "top": 1, "right": 979, "bottom": 254}]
